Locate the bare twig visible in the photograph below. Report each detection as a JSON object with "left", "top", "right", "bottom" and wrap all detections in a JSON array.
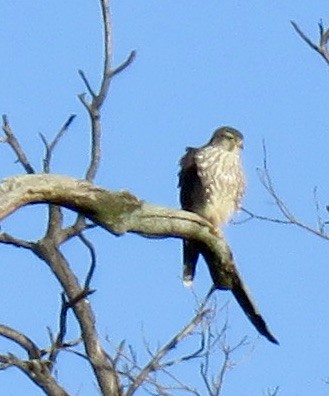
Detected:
[
  {"left": 264, "top": 386, "right": 280, "bottom": 396},
  {"left": 126, "top": 303, "right": 210, "bottom": 396},
  {"left": 45, "top": 328, "right": 81, "bottom": 355},
  {"left": 150, "top": 366, "right": 201, "bottom": 395},
  {"left": 291, "top": 20, "right": 329, "bottom": 66},
  {"left": 113, "top": 340, "right": 126, "bottom": 367},
  {"left": 79, "top": 233, "right": 97, "bottom": 289},
  {"left": 119, "top": 295, "right": 248, "bottom": 396},
  {"left": 78, "top": 70, "right": 96, "bottom": 98},
  {"left": 242, "top": 143, "right": 329, "bottom": 241},
  {"left": 110, "top": 50, "right": 137, "bottom": 78},
  {"left": 257, "top": 141, "right": 294, "bottom": 222},
  {"left": 48, "top": 293, "right": 70, "bottom": 365},
  {"left": 242, "top": 206, "right": 329, "bottom": 240},
  {"left": 1, "top": 115, "right": 35, "bottom": 174},
  {"left": 46, "top": 290, "right": 88, "bottom": 368},
  {"left": 201, "top": 334, "right": 248, "bottom": 396},
  {"left": 291, "top": 21, "right": 319, "bottom": 51},
  {"left": 40, "top": 114, "right": 76, "bottom": 173},
  {"left": 241, "top": 208, "right": 290, "bottom": 225},
  {"left": 40, "top": 115, "right": 76, "bottom": 238},
  {"left": 313, "top": 186, "right": 326, "bottom": 233},
  {"left": 78, "top": 0, "right": 114, "bottom": 183},
  {"left": 94, "top": 0, "right": 112, "bottom": 109},
  {"left": 114, "top": 293, "right": 218, "bottom": 395}
]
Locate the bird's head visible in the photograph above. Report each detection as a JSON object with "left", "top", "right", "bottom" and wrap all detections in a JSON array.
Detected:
[{"left": 209, "top": 126, "right": 244, "bottom": 151}]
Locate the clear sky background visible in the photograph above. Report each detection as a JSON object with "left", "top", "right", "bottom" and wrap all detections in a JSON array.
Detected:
[{"left": 0, "top": 1, "right": 329, "bottom": 395}]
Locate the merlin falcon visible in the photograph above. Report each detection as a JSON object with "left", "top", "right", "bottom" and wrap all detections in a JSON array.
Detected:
[
  {"left": 178, "top": 127, "right": 278, "bottom": 344},
  {"left": 179, "top": 127, "right": 245, "bottom": 286}
]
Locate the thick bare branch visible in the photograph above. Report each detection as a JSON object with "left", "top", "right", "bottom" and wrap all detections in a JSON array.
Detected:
[
  {"left": 0, "top": 176, "right": 120, "bottom": 393},
  {"left": 0, "top": 173, "right": 235, "bottom": 256},
  {"left": 0, "top": 325, "right": 41, "bottom": 360},
  {"left": 32, "top": 237, "right": 121, "bottom": 395},
  {"left": 0, "top": 174, "right": 278, "bottom": 345}
]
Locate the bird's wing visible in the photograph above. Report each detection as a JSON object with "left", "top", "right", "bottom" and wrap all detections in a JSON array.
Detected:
[
  {"left": 179, "top": 147, "right": 205, "bottom": 285},
  {"left": 178, "top": 147, "right": 207, "bottom": 213}
]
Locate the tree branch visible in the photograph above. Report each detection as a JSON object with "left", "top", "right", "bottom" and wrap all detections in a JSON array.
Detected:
[
  {"left": 79, "top": 233, "right": 97, "bottom": 289},
  {"left": 95, "top": 0, "right": 112, "bottom": 109},
  {"left": 242, "top": 142, "right": 329, "bottom": 242},
  {"left": 78, "top": 0, "right": 136, "bottom": 184},
  {"left": 1, "top": 115, "right": 35, "bottom": 174},
  {"left": 40, "top": 114, "right": 76, "bottom": 239},
  {"left": 126, "top": 304, "right": 210, "bottom": 396},
  {"left": 48, "top": 293, "right": 72, "bottom": 366},
  {"left": 0, "top": 353, "right": 69, "bottom": 395},
  {"left": 110, "top": 50, "right": 137, "bottom": 78},
  {"left": 291, "top": 20, "right": 329, "bottom": 66},
  {"left": 0, "top": 232, "right": 34, "bottom": 249},
  {"left": 78, "top": 0, "right": 113, "bottom": 183},
  {"left": 0, "top": 173, "right": 232, "bottom": 255},
  {"left": 0, "top": 173, "right": 278, "bottom": 345},
  {"left": 31, "top": 236, "right": 121, "bottom": 395},
  {"left": 40, "top": 114, "right": 76, "bottom": 174},
  {"left": 0, "top": 325, "right": 41, "bottom": 360},
  {"left": 125, "top": 294, "right": 210, "bottom": 396},
  {"left": 0, "top": 325, "right": 70, "bottom": 395}
]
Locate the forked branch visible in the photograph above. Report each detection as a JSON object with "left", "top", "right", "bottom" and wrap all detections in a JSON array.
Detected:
[
  {"left": 0, "top": 173, "right": 278, "bottom": 345},
  {"left": 242, "top": 142, "right": 329, "bottom": 241},
  {"left": 291, "top": 20, "right": 329, "bottom": 66}
]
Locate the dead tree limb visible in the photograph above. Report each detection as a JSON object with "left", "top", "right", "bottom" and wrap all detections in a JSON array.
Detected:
[{"left": 0, "top": 173, "right": 278, "bottom": 345}]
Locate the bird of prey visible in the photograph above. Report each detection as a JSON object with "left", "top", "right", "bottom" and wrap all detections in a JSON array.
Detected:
[
  {"left": 178, "top": 127, "right": 278, "bottom": 344},
  {"left": 179, "top": 126, "right": 245, "bottom": 286}
]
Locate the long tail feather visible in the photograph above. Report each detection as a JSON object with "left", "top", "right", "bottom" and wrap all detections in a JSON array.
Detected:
[{"left": 182, "top": 240, "right": 200, "bottom": 287}]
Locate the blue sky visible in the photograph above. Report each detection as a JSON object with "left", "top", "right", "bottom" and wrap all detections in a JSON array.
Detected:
[{"left": 1, "top": 1, "right": 329, "bottom": 395}]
